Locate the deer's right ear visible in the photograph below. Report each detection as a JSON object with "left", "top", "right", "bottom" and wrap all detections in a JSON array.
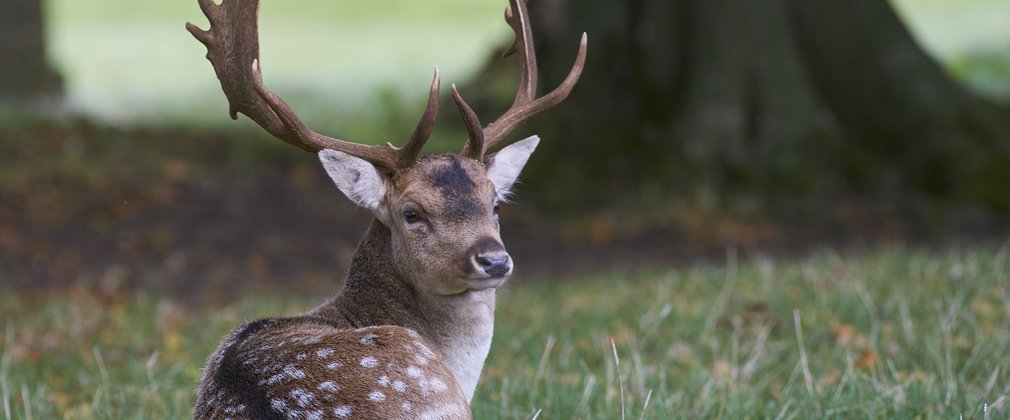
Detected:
[{"left": 319, "top": 149, "right": 389, "bottom": 214}]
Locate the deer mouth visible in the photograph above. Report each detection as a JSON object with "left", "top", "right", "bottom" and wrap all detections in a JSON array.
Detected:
[{"left": 465, "top": 277, "right": 508, "bottom": 291}]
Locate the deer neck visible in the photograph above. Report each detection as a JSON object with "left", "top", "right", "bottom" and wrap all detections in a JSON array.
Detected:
[{"left": 308, "top": 219, "right": 497, "bottom": 403}]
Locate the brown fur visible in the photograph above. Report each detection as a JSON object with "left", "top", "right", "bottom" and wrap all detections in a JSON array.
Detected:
[
  {"left": 195, "top": 320, "right": 469, "bottom": 419},
  {"left": 195, "top": 156, "right": 506, "bottom": 419}
]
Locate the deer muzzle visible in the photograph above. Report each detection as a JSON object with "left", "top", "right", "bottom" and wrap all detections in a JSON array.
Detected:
[{"left": 465, "top": 238, "right": 512, "bottom": 280}]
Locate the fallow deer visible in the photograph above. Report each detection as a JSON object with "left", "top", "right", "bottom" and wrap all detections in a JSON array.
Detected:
[{"left": 187, "top": 0, "right": 586, "bottom": 418}]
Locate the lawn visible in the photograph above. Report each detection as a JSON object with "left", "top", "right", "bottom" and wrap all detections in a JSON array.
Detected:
[
  {"left": 9, "top": 1, "right": 1009, "bottom": 419},
  {"left": 2, "top": 244, "right": 1007, "bottom": 418}
]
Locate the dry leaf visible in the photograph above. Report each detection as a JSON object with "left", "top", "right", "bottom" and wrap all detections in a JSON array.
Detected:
[
  {"left": 835, "top": 323, "right": 855, "bottom": 346},
  {"left": 855, "top": 348, "right": 878, "bottom": 370}
]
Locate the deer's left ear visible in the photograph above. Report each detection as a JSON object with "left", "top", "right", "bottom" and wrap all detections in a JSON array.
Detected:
[
  {"left": 486, "top": 135, "right": 539, "bottom": 201},
  {"left": 319, "top": 150, "right": 390, "bottom": 221}
]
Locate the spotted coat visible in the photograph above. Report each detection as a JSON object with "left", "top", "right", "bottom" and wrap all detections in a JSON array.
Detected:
[{"left": 195, "top": 317, "right": 470, "bottom": 419}]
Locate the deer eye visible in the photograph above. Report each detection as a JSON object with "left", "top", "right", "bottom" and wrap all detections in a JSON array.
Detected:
[
  {"left": 403, "top": 209, "right": 421, "bottom": 224},
  {"left": 493, "top": 202, "right": 501, "bottom": 214}
]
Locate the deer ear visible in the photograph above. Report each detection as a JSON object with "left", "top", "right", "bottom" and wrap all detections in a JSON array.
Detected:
[
  {"left": 486, "top": 135, "right": 539, "bottom": 201},
  {"left": 319, "top": 150, "right": 389, "bottom": 213}
]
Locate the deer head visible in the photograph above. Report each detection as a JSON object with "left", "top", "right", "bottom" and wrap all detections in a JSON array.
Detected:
[
  {"left": 186, "top": 0, "right": 586, "bottom": 295},
  {"left": 320, "top": 136, "right": 541, "bottom": 295}
]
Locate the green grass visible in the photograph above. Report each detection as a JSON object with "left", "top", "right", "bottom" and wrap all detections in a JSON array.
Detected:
[{"left": 2, "top": 244, "right": 1008, "bottom": 418}]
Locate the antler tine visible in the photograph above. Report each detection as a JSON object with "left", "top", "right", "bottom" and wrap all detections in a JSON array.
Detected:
[
  {"left": 452, "top": 85, "right": 485, "bottom": 160},
  {"left": 503, "top": 0, "right": 537, "bottom": 109},
  {"left": 461, "top": 0, "right": 587, "bottom": 159},
  {"left": 399, "top": 68, "right": 441, "bottom": 168},
  {"left": 483, "top": 32, "right": 586, "bottom": 148},
  {"left": 247, "top": 60, "right": 405, "bottom": 170},
  {"left": 187, "top": 0, "right": 411, "bottom": 172}
]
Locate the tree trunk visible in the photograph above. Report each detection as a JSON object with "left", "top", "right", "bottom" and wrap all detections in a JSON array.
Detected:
[
  {"left": 0, "top": 0, "right": 63, "bottom": 105},
  {"left": 788, "top": 0, "right": 1010, "bottom": 207},
  {"left": 470, "top": 0, "right": 1010, "bottom": 213}
]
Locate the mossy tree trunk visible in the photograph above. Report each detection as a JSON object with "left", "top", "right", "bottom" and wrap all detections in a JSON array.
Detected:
[
  {"left": 0, "top": 0, "right": 63, "bottom": 105},
  {"left": 467, "top": 0, "right": 1010, "bottom": 213}
]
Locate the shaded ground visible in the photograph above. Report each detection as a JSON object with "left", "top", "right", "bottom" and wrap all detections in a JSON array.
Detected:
[{"left": 2, "top": 119, "right": 1007, "bottom": 301}]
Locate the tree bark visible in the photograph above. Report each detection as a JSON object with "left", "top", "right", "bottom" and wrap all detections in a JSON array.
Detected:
[
  {"left": 0, "top": 0, "right": 63, "bottom": 104},
  {"left": 470, "top": 0, "right": 1010, "bottom": 213}
]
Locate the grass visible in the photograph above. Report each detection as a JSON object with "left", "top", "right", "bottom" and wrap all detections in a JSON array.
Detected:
[{"left": 1, "top": 244, "right": 1008, "bottom": 418}]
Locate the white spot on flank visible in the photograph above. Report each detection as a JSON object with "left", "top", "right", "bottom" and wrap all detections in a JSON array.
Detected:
[
  {"left": 360, "top": 333, "right": 377, "bottom": 345},
  {"left": 265, "top": 373, "right": 286, "bottom": 385},
  {"left": 415, "top": 353, "right": 429, "bottom": 365},
  {"left": 402, "top": 401, "right": 413, "bottom": 412},
  {"left": 296, "top": 352, "right": 308, "bottom": 361},
  {"left": 316, "top": 348, "right": 335, "bottom": 358},
  {"left": 360, "top": 356, "right": 378, "bottom": 368},
  {"left": 377, "top": 375, "right": 390, "bottom": 387},
  {"left": 430, "top": 377, "right": 448, "bottom": 392},
  {"left": 392, "top": 380, "right": 407, "bottom": 393},
  {"left": 284, "top": 364, "right": 305, "bottom": 379},
  {"left": 270, "top": 398, "right": 287, "bottom": 411},
  {"left": 305, "top": 410, "right": 324, "bottom": 420},
  {"left": 406, "top": 365, "right": 423, "bottom": 378},
  {"left": 333, "top": 406, "right": 352, "bottom": 418},
  {"left": 291, "top": 388, "right": 315, "bottom": 407},
  {"left": 318, "top": 381, "right": 339, "bottom": 392},
  {"left": 368, "top": 390, "right": 386, "bottom": 402}
]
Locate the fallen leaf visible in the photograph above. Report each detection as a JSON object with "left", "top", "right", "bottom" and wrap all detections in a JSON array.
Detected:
[
  {"left": 835, "top": 323, "right": 855, "bottom": 346},
  {"left": 855, "top": 349, "right": 878, "bottom": 370}
]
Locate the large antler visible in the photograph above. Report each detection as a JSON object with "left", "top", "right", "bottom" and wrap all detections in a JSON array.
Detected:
[
  {"left": 458, "top": 0, "right": 588, "bottom": 161},
  {"left": 186, "top": 0, "right": 438, "bottom": 172}
]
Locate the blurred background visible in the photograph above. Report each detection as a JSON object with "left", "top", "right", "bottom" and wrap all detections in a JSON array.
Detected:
[
  {"left": 2, "top": 0, "right": 1007, "bottom": 295},
  {"left": 1, "top": 0, "right": 1009, "bottom": 417}
]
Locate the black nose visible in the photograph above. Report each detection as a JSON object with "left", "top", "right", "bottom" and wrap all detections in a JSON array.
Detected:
[
  {"left": 476, "top": 254, "right": 511, "bottom": 277},
  {"left": 466, "top": 238, "right": 512, "bottom": 278}
]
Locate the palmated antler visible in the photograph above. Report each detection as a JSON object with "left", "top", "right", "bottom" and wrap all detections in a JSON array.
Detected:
[
  {"left": 458, "top": 0, "right": 588, "bottom": 161},
  {"left": 186, "top": 0, "right": 439, "bottom": 172}
]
